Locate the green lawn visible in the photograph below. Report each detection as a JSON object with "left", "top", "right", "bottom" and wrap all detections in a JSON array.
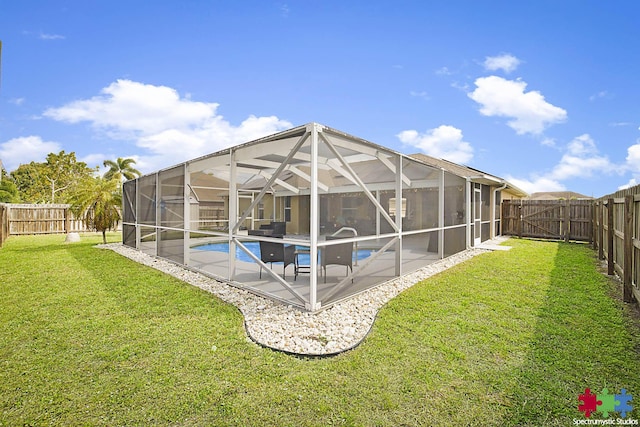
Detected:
[{"left": 0, "top": 234, "right": 638, "bottom": 426}]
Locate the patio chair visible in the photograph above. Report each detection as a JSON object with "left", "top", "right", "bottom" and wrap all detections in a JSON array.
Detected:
[
  {"left": 321, "top": 235, "right": 354, "bottom": 283},
  {"left": 248, "top": 231, "right": 295, "bottom": 279}
]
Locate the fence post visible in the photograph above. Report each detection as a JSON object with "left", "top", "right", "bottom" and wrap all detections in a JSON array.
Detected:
[
  {"left": 64, "top": 207, "right": 70, "bottom": 233},
  {"left": 589, "top": 204, "right": 596, "bottom": 250},
  {"left": 0, "top": 205, "right": 5, "bottom": 248},
  {"left": 623, "top": 195, "right": 634, "bottom": 303},
  {"left": 607, "top": 198, "right": 615, "bottom": 275},
  {"left": 564, "top": 199, "right": 570, "bottom": 242},
  {"left": 598, "top": 201, "right": 604, "bottom": 260},
  {"left": 518, "top": 203, "right": 523, "bottom": 239}
]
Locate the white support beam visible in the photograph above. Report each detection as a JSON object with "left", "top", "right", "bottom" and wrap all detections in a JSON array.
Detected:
[
  {"left": 438, "top": 169, "right": 445, "bottom": 259},
  {"left": 183, "top": 162, "right": 191, "bottom": 266},
  {"left": 377, "top": 152, "right": 411, "bottom": 186},
  {"left": 466, "top": 178, "right": 472, "bottom": 249},
  {"left": 235, "top": 166, "right": 301, "bottom": 194},
  {"left": 308, "top": 123, "right": 320, "bottom": 311},
  {"left": 233, "top": 131, "right": 310, "bottom": 233},
  {"left": 228, "top": 150, "right": 237, "bottom": 279},
  {"left": 320, "top": 133, "right": 399, "bottom": 233},
  {"left": 135, "top": 178, "right": 141, "bottom": 250},
  {"left": 154, "top": 172, "right": 160, "bottom": 256},
  {"left": 238, "top": 158, "right": 316, "bottom": 184},
  {"left": 321, "top": 131, "right": 379, "bottom": 157},
  {"left": 395, "top": 154, "right": 402, "bottom": 276},
  {"left": 233, "top": 136, "right": 302, "bottom": 162},
  {"left": 324, "top": 159, "right": 360, "bottom": 187},
  {"left": 259, "top": 172, "right": 300, "bottom": 194}
]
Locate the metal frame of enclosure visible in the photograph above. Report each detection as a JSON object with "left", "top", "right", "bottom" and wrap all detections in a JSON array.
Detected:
[{"left": 122, "top": 123, "right": 524, "bottom": 312}]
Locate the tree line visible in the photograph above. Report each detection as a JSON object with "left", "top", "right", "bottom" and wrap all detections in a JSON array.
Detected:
[{"left": 0, "top": 151, "right": 141, "bottom": 243}]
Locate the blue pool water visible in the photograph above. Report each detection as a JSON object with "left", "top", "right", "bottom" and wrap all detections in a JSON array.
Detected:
[{"left": 193, "top": 241, "right": 372, "bottom": 264}]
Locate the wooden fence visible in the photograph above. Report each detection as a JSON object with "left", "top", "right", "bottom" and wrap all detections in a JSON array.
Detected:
[
  {"left": 593, "top": 186, "right": 640, "bottom": 304},
  {"left": 501, "top": 199, "right": 593, "bottom": 242},
  {"left": 0, "top": 204, "right": 93, "bottom": 247},
  {"left": 0, "top": 204, "right": 8, "bottom": 248}
]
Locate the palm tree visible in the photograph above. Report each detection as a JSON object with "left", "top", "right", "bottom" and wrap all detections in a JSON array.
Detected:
[
  {"left": 103, "top": 157, "right": 141, "bottom": 182},
  {"left": 69, "top": 176, "right": 121, "bottom": 244}
]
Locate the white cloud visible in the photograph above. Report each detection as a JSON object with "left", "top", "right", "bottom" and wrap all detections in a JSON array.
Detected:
[
  {"left": 483, "top": 54, "right": 521, "bottom": 73},
  {"left": 451, "top": 81, "right": 470, "bottom": 92},
  {"left": 397, "top": 125, "right": 473, "bottom": 164},
  {"left": 541, "top": 137, "right": 557, "bottom": 148},
  {"left": 551, "top": 153, "right": 614, "bottom": 180},
  {"left": 506, "top": 134, "right": 619, "bottom": 194},
  {"left": 504, "top": 175, "right": 566, "bottom": 194},
  {"left": 43, "top": 79, "right": 292, "bottom": 172},
  {"left": 618, "top": 178, "right": 638, "bottom": 191},
  {"left": 468, "top": 76, "right": 567, "bottom": 134},
  {"left": 566, "top": 134, "right": 598, "bottom": 156},
  {"left": 279, "top": 3, "right": 290, "bottom": 17},
  {"left": 409, "top": 90, "right": 429, "bottom": 100},
  {"left": 589, "top": 90, "right": 610, "bottom": 101},
  {"left": 625, "top": 142, "right": 640, "bottom": 168},
  {"left": 618, "top": 142, "right": 640, "bottom": 190},
  {"left": 39, "top": 32, "right": 65, "bottom": 40},
  {"left": 549, "top": 134, "right": 616, "bottom": 180},
  {"left": 0, "top": 136, "right": 61, "bottom": 171},
  {"left": 44, "top": 80, "right": 217, "bottom": 134},
  {"left": 23, "top": 30, "right": 65, "bottom": 40},
  {"left": 79, "top": 153, "right": 109, "bottom": 170}
]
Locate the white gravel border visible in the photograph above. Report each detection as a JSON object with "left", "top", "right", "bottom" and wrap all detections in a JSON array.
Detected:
[{"left": 98, "top": 240, "right": 507, "bottom": 356}]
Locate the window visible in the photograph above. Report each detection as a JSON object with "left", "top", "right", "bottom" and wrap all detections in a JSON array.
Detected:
[
  {"left": 284, "top": 196, "right": 291, "bottom": 222},
  {"left": 388, "top": 198, "right": 407, "bottom": 218}
]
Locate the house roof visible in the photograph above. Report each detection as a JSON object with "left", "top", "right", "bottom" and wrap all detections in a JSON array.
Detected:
[{"left": 409, "top": 153, "right": 528, "bottom": 197}]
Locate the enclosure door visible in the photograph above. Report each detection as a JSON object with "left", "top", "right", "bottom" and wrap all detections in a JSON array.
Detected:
[{"left": 474, "top": 185, "right": 481, "bottom": 246}]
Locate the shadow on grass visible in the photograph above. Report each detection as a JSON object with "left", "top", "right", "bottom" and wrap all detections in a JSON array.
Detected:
[
  {"left": 507, "top": 242, "right": 640, "bottom": 425},
  {"left": 64, "top": 237, "right": 243, "bottom": 322}
]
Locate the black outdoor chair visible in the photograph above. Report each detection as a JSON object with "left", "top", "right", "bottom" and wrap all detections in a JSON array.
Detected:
[
  {"left": 321, "top": 235, "right": 354, "bottom": 283},
  {"left": 248, "top": 230, "right": 295, "bottom": 278}
]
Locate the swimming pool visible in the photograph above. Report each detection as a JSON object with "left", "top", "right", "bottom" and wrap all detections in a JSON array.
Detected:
[{"left": 193, "top": 241, "right": 373, "bottom": 264}]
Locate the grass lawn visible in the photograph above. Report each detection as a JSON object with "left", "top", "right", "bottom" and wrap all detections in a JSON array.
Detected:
[{"left": 1, "top": 234, "right": 639, "bottom": 426}]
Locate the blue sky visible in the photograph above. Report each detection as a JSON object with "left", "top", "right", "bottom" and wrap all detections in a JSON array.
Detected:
[{"left": 1, "top": 1, "right": 639, "bottom": 197}]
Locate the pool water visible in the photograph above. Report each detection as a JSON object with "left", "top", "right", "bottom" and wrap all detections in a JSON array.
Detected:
[{"left": 193, "top": 241, "right": 373, "bottom": 264}]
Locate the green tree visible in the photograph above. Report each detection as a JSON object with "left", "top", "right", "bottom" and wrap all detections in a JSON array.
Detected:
[
  {"left": 11, "top": 162, "right": 48, "bottom": 203},
  {"left": 0, "top": 168, "right": 20, "bottom": 203},
  {"left": 69, "top": 176, "right": 121, "bottom": 244},
  {"left": 11, "top": 151, "right": 96, "bottom": 203},
  {"left": 103, "top": 157, "right": 141, "bottom": 182}
]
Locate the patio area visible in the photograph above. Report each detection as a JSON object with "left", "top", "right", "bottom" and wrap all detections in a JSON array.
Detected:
[{"left": 123, "top": 122, "right": 525, "bottom": 311}]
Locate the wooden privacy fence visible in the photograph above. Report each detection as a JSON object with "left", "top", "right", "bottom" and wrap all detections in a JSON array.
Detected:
[
  {"left": 0, "top": 204, "right": 92, "bottom": 247},
  {"left": 0, "top": 204, "right": 8, "bottom": 248},
  {"left": 501, "top": 199, "right": 593, "bottom": 242},
  {"left": 593, "top": 186, "right": 640, "bottom": 304}
]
